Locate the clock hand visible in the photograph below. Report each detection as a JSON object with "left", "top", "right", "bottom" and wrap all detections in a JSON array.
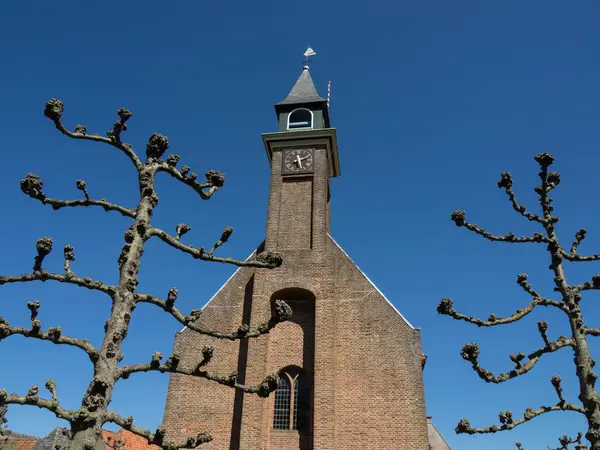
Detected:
[{"left": 295, "top": 155, "right": 303, "bottom": 169}]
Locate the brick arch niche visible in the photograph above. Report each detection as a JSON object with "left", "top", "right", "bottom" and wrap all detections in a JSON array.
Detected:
[{"left": 268, "top": 288, "right": 315, "bottom": 450}]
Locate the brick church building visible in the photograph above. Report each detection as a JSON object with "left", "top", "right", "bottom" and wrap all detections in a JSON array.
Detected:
[{"left": 162, "top": 65, "right": 450, "bottom": 450}]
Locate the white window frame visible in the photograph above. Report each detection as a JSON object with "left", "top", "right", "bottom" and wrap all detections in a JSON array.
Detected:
[{"left": 287, "top": 108, "right": 314, "bottom": 130}]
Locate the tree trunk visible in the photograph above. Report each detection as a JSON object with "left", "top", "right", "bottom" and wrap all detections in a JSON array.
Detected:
[
  {"left": 569, "top": 312, "right": 600, "bottom": 449},
  {"left": 68, "top": 170, "right": 156, "bottom": 450}
]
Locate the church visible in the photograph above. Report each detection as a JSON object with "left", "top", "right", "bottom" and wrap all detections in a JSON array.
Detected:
[{"left": 162, "top": 63, "right": 450, "bottom": 450}]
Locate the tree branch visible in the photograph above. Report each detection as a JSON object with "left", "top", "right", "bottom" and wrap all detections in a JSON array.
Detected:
[
  {"left": 585, "top": 328, "right": 600, "bottom": 337},
  {"left": 44, "top": 193, "right": 136, "bottom": 218},
  {"left": 0, "top": 237, "right": 114, "bottom": 296},
  {"left": 450, "top": 210, "right": 550, "bottom": 244},
  {"left": 103, "top": 412, "right": 212, "bottom": 449},
  {"left": 0, "top": 271, "right": 115, "bottom": 295},
  {"left": 455, "top": 403, "right": 585, "bottom": 435},
  {"left": 207, "top": 227, "right": 233, "bottom": 257},
  {"left": 43, "top": 196, "right": 135, "bottom": 218},
  {"left": 437, "top": 295, "right": 565, "bottom": 328},
  {"left": 20, "top": 174, "right": 137, "bottom": 218},
  {"left": 104, "top": 435, "right": 126, "bottom": 450},
  {"left": 548, "top": 432, "right": 584, "bottom": 450},
  {"left": 457, "top": 373, "right": 585, "bottom": 439},
  {"left": 551, "top": 375, "right": 566, "bottom": 404},
  {"left": 459, "top": 337, "right": 574, "bottom": 383},
  {"left": 116, "top": 351, "right": 279, "bottom": 398},
  {"left": 0, "top": 317, "right": 99, "bottom": 361},
  {"left": 497, "top": 172, "right": 545, "bottom": 224},
  {"left": 570, "top": 229, "right": 587, "bottom": 255},
  {"left": 0, "top": 386, "right": 74, "bottom": 422},
  {"left": 534, "top": 153, "right": 560, "bottom": 220},
  {"left": 155, "top": 158, "right": 224, "bottom": 200},
  {"left": 135, "top": 292, "right": 292, "bottom": 340},
  {"left": 560, "top": 249, "right": 600, "bottom": 262},
  {"left": 516, "top": 273, "right": 543, "bottom": 298},
  {"left": 147, "top": 227, "right": 283, "bottom": 269},
  {"left": 44, "top": 99, "right": 143, "bottom": 171},
  {"left": 574, "top": 274, "right": 600, "bottom": 293}
]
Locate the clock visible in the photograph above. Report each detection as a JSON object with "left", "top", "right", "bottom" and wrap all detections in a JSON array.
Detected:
[{"left": 282, "top": 149, "right": 314, "bottom": 175}]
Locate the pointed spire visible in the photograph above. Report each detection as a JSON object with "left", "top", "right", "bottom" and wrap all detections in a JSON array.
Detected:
[{"left": 276, "top": 66, "right": 326, "bottom": 106}]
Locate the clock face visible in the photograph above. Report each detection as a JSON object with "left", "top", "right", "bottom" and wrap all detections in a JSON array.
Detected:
[{"left": 283, "top": 149, "right": 314, "bottom": 174}]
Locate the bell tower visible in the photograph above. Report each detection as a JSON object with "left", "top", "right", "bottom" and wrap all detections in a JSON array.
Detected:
[{"left": 261, "top": 65, "right": 340, "bottom": 253}]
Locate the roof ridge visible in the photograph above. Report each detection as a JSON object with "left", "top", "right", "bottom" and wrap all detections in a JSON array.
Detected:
[{"left": 5, "top": 432, "right": 39, "bottom": 440}]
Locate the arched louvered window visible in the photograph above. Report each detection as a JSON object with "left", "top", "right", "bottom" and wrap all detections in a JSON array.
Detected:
[
  {"left": 272, "top": 368, "right": 309, "bottom": 431},
  {"left": 287, "top": 109, "right": 313, "bottom": 130}
]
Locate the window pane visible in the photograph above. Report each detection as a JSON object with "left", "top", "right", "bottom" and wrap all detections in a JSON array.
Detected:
[
  {"left": 293, "top": 374, "right": 309, "bottom": 431},
  {"left": 273, "top": 377, "right": 291, "bottom": 430}
]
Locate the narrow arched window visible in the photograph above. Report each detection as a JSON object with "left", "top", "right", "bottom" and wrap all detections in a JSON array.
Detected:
[
  {"left": 287, "top": 109, "right": 313, "bottom": 130},
  {"left": 272, "top": 368, "right": 309, "bottom": 431},
  {"left": 273, "top": 377, "right": 291, "bottom": 430}
]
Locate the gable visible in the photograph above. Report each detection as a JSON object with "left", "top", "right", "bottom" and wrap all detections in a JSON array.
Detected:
[
  {"left": 327, "top": 234, "right": 416, "bottom": 331},
  {"left": 427, "top": 418, "right": 452, "bottom": 450}
]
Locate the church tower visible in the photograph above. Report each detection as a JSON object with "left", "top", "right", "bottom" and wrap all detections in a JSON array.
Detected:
[
  {"left": 262, "top": 64, "right": 339, "bottom": 254},
  {"left": 162, "top": 64, "right": 436, "bottom": 450}
]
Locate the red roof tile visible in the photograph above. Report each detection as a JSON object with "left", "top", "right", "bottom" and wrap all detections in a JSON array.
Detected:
[
  {"left": 12, "top": 436, "right": 39, "bottom": 450},
  {"left": 102, "top": 429, "right": 160, "bottom": 450}
]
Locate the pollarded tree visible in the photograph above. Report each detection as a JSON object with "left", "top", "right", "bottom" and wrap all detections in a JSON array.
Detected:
[
  {"left": 0, "top": 100, "right": 293, "bottom": 450},
  {"left": 438, "top": 153, "right": 600, "bottom": 449}
]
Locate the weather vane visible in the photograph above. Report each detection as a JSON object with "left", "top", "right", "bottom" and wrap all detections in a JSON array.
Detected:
[{"left": 304, "top": 46, "right": 316, "bottom": 66}]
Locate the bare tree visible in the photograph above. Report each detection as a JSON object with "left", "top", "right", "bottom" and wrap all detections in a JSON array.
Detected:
[
  {"left": 438, "top": 153, "right": 600, "bottom": 449},
  {"left": 0, "top": 100, "right": 293, "bottom": 450}
]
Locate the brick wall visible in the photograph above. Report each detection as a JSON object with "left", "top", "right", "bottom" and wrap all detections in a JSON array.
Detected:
[
  {"left": 162, "top": 266, "right": 257, "bottom": 449},
  {"left": 162, "top": 143, "right": 430, "bottom": 449},
  {"left": 327, "top": 237, "right": 429, "bottom": 449},
  {"left": 278, "top": 178, "right": 313, "bottom": 251}
]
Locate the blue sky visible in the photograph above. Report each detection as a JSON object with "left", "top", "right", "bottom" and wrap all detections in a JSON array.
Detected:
[{"left": 2, "top": 1, "right": 600, "bottom": 449}]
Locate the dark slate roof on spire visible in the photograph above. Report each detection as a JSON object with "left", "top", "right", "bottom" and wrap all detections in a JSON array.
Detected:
[{"left": 276, "top": 66, "right": 326, "bottom": 106}]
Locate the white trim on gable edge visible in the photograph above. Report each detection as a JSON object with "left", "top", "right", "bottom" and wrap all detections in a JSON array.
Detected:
[
  {"left": 179, "top": 249, "right": 258, "bottom": 333},
  {"left": 327, "top": 234, "right": 416, "bottom": 330}
]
